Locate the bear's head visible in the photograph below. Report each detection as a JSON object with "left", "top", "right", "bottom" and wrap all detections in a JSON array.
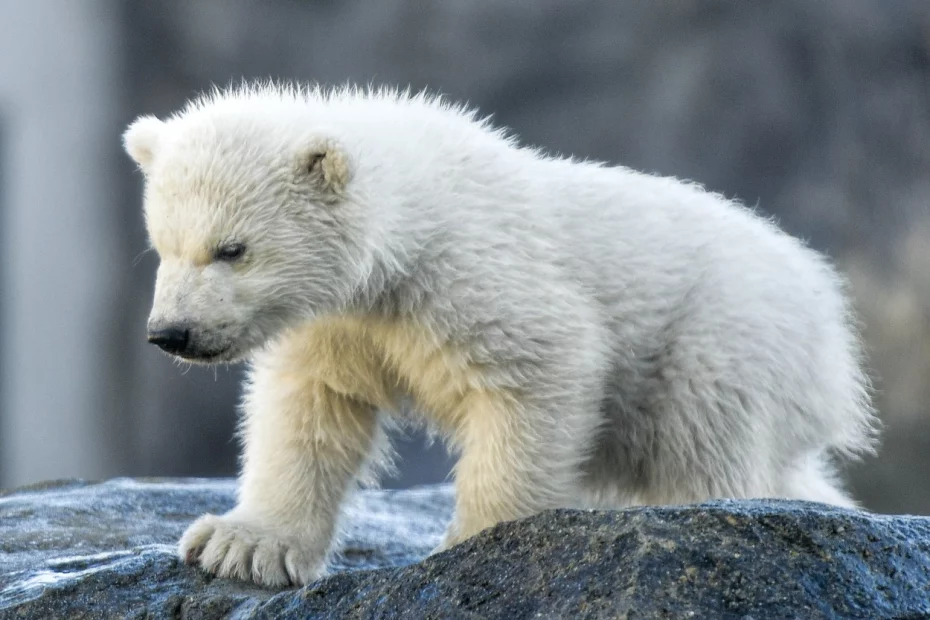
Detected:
[{"left": 124, "top": 106, "right": 368, "bottom": 364}]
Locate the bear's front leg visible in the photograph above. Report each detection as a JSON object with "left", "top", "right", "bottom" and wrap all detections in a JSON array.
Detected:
[
  {"left": 179, "top": 355, "right": 378, "bottom": 588},
  {"left": 434, "top": 390, "right": 601, "bottom": 552}
]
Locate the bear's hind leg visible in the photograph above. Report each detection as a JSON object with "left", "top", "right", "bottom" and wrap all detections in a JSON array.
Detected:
[{"left": 780, "top": 452, "right": 857, "bottom": 508}]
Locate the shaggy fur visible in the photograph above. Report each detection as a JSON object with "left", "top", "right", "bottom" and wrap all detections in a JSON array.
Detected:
[{"left": 124, "top": 82, "right": 877, "bottom": 587}]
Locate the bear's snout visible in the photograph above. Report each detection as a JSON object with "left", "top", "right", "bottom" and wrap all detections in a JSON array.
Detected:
[{"left": 147, "top": 326, "right": 190, "bottom": 355}]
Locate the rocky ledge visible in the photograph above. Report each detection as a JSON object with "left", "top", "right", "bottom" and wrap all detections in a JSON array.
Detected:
[{"left": 0, "top": 479, "right": 928, "bottom": 619}]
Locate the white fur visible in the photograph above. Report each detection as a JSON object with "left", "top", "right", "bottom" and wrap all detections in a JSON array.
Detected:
[{"left": 126, "top": 83, "right": 877, "bottom": 587}]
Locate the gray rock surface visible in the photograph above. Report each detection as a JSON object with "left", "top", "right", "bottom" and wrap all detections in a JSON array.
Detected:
[
  {"left": 0, "top": 478, "right": 452, "bottom": 618},
  {"left": 1, "top": 478, "right": 929, "bottom": 619}
]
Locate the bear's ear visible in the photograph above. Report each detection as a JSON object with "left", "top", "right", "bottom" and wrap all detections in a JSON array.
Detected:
[
  {"left": 298, "top": 138, "right": 352, "bottom": 202},
  {"left": 122, "top": 115, "right": 164, "bottom": 171}
]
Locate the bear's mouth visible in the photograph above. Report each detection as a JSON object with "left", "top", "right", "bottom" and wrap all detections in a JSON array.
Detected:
[{"left": 176, "top": 345, "right": 235, "bottom": 365}]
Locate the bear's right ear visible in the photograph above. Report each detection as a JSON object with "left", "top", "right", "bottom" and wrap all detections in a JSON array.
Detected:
[
  {"left": 122, "top": 115, "right": 164, "bottom": 171},
  {"left": 298, "top": 138, "right": 352, "bottom": 203}
]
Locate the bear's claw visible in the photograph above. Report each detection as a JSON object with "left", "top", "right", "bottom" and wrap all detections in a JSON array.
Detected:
[{"left": 178, "top": 512, "right": 324, "bottom": 588}]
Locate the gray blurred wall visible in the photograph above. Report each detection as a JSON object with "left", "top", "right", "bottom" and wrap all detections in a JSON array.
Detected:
[
  {"left": 0, "top": 0, "right": 928, "bottom": 515},
  {"left": 0, "top": 1, "right": 131, "bottom": 484}
]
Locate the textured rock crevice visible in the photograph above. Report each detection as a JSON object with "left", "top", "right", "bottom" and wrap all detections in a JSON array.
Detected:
[{"left": 0, "top": 478, "right": 928, "bottom": 619}]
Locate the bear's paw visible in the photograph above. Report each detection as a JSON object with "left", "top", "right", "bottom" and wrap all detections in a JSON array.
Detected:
[{"left": 178, "top": 512, "right": 324, "bottom": 588}]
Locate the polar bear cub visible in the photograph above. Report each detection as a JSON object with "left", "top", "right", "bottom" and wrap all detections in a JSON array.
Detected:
[{"left": 124, "top": 83, "right": 877, "bottom": 587}]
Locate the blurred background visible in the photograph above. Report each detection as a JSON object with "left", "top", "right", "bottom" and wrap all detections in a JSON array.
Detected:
[{"left": 0, "top": 1, "right": 927, "bottom": 514}]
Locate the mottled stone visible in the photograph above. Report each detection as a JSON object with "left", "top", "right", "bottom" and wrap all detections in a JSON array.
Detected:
[
  {"left": 254, "top": 501, "right": 930, "bottom": 619},
  {"left": 0, "top": 478, "right": 452, "bottom": 618},
  {"left": 1, "top": 479, "right": 929, "bottom": 619}
]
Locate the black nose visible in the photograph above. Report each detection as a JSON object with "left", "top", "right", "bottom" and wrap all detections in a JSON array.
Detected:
[{"left": 147, "top": 327, "right": 190, "bottom": 355}]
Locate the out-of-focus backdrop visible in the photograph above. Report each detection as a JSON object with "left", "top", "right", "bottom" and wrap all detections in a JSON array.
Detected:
[{"left": 0, "top": 1, "right": 927, "bottom": 514}]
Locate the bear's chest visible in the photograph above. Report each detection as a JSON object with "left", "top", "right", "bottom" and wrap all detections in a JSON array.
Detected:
[{"left": 276, "top": 316, "right": 506, "bottom": 436}]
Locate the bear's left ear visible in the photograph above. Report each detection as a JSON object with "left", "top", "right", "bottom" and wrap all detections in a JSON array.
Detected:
[
  {"left": 122, "top": 115, "right": 164, "bottom": 171},
  {"left": 298, "top": 138, "right": 352, "bottom": 202}
]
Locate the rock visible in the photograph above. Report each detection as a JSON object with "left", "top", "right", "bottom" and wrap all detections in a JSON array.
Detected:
[
  {"left": 1, "top": 479, "right": 929, "bottom": 619},
  {"left": 0, "top": 478, "right": 453, "bottom": 618}
]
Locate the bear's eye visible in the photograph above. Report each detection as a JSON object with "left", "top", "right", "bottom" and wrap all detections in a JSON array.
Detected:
[{"left": 215, "top": 243, "right": 246, "bottom": 262}]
